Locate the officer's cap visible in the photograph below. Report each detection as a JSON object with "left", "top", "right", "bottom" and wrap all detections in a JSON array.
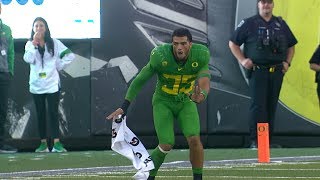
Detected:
[{"left": 259, "top": 0, "right": 273, "bottom": 3}]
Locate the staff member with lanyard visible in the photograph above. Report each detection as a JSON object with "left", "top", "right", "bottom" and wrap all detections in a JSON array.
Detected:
[{"left": 229, "top": 0, "right": 297, "bottom": 149}]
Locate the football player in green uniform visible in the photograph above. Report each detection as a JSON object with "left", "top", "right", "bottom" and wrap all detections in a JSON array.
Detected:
[{"left": 107, "top": 28, "right": 210, "bottom": 180}]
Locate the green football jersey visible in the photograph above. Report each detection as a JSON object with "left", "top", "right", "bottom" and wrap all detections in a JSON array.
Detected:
[{"left": 125, "top": 43, "right": 210, "bottom": 102}]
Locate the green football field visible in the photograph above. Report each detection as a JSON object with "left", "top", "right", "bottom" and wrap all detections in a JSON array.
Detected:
[{"left": 1, "top": 148, "right": 320, "bottom": 179}]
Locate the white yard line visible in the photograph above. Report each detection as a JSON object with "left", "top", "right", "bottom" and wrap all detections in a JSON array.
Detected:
[{"left": 1, "top": 156, "right": 320, "bottom": 178}]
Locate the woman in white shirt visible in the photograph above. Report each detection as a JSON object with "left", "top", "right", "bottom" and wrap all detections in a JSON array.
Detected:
[{"left": 23, "top": 17, "right": 75, "bottom": 153}]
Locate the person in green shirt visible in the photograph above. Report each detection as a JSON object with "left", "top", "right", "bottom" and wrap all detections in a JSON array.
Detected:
[
  {"left": 0, "top": 2, "right": 16, "bottom": 153},
  {"left": 107, "top": 28, "right": 210, "bottom": 180}
]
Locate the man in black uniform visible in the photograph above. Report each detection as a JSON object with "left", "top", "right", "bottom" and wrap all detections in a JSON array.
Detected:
[
  {"left": 309, "top": 45, "right": 320, "bottom": 107},
  {"left": 229, "top": 0, "right": 297, "bottom": 148}
]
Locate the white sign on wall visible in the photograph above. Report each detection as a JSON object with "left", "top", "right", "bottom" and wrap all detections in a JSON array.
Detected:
[{"left": 0, "top": 0, "right": 100, "bottom": 39}]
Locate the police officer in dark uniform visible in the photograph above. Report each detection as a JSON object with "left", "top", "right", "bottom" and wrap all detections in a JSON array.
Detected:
[
  {"left": 229, "top": 0, "right": 297, "bottom": 148},
  {"left": 309, "top": 45, "right": 320, "bottom": 107}
]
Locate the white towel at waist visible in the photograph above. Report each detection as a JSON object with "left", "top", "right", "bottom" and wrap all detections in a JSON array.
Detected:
[{"left": 111, "top": 116, "right": 154, "bottom": 180}]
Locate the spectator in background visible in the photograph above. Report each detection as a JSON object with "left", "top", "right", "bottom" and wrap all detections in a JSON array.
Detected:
[
  {"left": 23, "top": 17, "right": 75, "bottom": 153},
  {"left": 0, "top": 2, "right": 17, "bottom": 153},
  {"left": 229, "top": 0, "right": 297, "bottom": 149},
  {"left": 309, "top": 45, "right": 320, "bottom": 107}
]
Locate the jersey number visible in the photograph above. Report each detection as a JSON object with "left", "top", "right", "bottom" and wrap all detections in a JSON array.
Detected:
[{"left": 162, "top": 74, "right": 196, "bottom": 95}]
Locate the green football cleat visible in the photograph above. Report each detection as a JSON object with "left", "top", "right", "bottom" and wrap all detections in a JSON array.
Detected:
[
  {"left": 52, "top": 142, "right": 67, "bottom": 153},
  {"left": 35, "top": 142, "right": 49, "bottom": 153}
]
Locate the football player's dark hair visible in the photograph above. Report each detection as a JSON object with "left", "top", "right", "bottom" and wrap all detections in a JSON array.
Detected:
[{"left": 172, "top": 28, "right": 192, "bottom": 42}]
